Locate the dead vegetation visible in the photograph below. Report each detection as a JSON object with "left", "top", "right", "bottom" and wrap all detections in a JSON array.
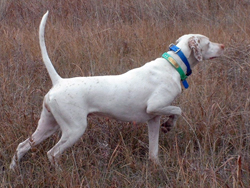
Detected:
[{"left": 1, "top": 0, "right": 250, "bottom": 187}]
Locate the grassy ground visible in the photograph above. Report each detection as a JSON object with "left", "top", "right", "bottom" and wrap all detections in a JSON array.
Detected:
[{"left": 1, "top": 0, "right": 250, "bottom": 187}]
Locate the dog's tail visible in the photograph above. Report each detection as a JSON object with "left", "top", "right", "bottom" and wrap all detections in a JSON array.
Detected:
[{"left": 39, "top": 11, "right": 62, "bottom": 85}]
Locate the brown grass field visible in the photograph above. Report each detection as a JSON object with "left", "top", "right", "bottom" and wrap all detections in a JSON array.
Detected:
[{"left": 1, "top": 0, "right": 250, "bottom": 187}]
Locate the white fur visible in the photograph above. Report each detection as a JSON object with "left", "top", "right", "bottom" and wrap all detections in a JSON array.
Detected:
[{"left": 10, "top": 11, "right": 224, "bottom": 170}]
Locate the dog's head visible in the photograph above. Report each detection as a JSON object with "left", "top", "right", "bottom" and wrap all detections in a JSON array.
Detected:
[{"left": 176, "top": 34, "right": 224, "bottom": 62}]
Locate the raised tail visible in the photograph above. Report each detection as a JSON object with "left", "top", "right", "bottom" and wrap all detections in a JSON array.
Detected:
[{"left": 39, "top": 11, "right": 62, "bottom": 85}]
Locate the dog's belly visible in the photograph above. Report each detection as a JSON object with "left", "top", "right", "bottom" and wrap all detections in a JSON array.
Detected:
[
  {"left": 85, "top": 87, "right": 156, "bottom": 123},
  {"left": 89, "top": 109, "right": 154, "bottom": 123}
]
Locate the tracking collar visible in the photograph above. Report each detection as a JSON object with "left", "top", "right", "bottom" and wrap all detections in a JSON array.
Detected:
[
  {"left": 169, "top": 44, "right": 192, "bottom": 76},
  {"left": 162, "top": 52, "right": 189, "bottom": 89}
]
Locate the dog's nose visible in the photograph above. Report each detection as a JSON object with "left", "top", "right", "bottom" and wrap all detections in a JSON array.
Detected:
[{"left": 220, "top": 44, "right": 225, "bottom": 50}]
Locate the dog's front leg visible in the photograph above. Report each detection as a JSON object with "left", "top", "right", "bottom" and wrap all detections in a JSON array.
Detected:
[
  {"left": 147, "top": 105, "right": 182, "bottom": 133},
  {"left": 161, "top": 114, "right": 178, "bottom": 133},
  {"left": 147, "top": 116, "right": 161, "bottom": 164}
]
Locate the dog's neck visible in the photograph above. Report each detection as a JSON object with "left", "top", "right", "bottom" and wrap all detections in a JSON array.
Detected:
[{"left": 167, "top": 46, "right": 198, "bottom": 75}]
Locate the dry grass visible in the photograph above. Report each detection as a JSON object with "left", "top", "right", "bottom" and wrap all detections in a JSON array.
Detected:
[{"left": 1, "top": 0, "right": 250, "bottom": 187}]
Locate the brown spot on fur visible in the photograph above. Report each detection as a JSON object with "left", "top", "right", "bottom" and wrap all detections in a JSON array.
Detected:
[
  {"left": 44, "top": 102, "right": 51, "bottom": 112},
  {"left": 29, "top": 137, "right": 34, "bottom": 146}
]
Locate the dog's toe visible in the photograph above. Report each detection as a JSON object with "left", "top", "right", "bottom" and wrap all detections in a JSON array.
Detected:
[{"left": 161, "top": 121, "right": 172, "bottom": 133}]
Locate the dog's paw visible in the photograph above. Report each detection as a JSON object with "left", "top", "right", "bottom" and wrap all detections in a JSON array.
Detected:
[
  {"left": 161, "top": 121, "right": 172, "bottom": 133},
  {"left": 161, "top": 115, "right": 176, "bottom": 133}
]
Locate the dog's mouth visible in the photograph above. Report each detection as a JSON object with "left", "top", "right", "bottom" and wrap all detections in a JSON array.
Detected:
[
  {"left": 209, "top": 54, "right": 223, "bottom": 59},
  {"left": 209, "top": 57, "right": 216, "bottom": 59}
]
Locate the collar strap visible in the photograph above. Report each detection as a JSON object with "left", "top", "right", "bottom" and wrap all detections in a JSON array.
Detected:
[
  {"left": 162, "top": 52, "right": 189, "bottom": 89},
  {"left": 169, "top": 44, "right": 192, "bottom": 76}
]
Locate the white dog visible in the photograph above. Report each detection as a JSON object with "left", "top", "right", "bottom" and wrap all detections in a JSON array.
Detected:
[{"left": 10, "top": 11, "right": 224, "bottom": 170}]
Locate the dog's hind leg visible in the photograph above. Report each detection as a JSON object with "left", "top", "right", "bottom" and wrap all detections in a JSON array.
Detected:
[
  {"left": 46, "top": 113, "right": 88, "bottom": 168},
  {"left": 10, "top": 104, "right": 59, "bottom": 170}
]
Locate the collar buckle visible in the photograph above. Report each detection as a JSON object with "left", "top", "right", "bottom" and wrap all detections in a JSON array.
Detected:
[
  {"left": 169, "top": 43, "right": 181, "bottom": 54},
  {"left": 169, "top": 43, "right": 174, "bottom": 48},
  {"left": 174, "top": 49, "right": 181, "bottom": 54}
]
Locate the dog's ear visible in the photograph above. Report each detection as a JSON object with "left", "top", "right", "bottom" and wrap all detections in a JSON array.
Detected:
[{"left": 188, "top": 36, "right": 203, "bottom": 61}]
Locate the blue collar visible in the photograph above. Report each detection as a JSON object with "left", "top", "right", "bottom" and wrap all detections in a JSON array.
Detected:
[{"left": 169, "top": 44, "right": 192, "bottom": 76}]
